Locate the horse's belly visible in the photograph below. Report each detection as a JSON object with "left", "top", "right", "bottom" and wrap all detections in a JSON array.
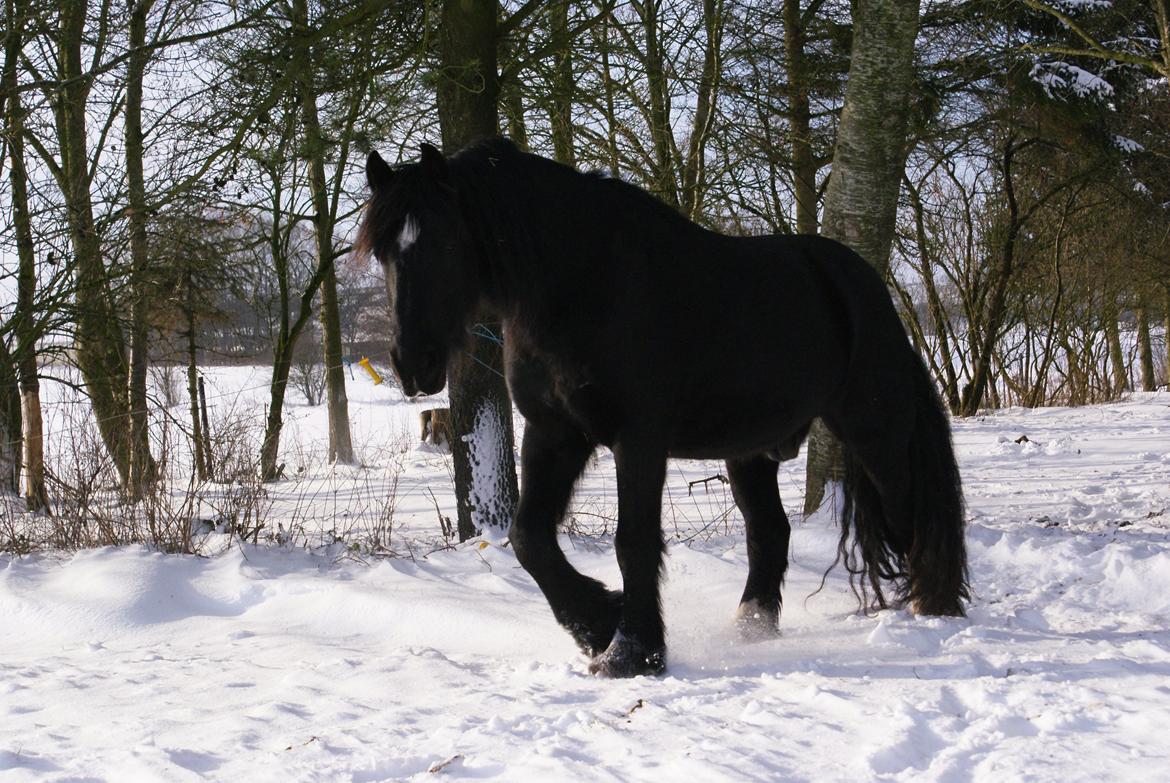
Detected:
[{"left": 666, "top": 403, "right": 814, "bottom": 460}]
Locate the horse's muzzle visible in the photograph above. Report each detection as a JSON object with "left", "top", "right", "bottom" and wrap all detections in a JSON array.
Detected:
[{"left": 392, "top": 348, "right": 447, "bottom": 397}]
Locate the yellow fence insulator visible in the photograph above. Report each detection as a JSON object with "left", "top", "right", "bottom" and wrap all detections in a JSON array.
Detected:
[{"left": 357, "top": 357, "right": 383, "bottom": 385}]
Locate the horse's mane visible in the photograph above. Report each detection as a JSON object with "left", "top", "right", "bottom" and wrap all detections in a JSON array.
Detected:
[
  {"left": 356, "top": 136, "right": 701, "bottom": 282},
  {"left": 461, "top": 138, "right": 693, "bottom": 226}
]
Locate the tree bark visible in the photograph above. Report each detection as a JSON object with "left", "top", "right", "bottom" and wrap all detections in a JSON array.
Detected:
[
  {"left": 803, "top": 0, "right": 921, "bottom": 514},
  {"left": 436, "top": 0, "right": 519, "bottom": 540},
  {"left": 4, "top": 0, "right": 49, "bottom": 510}
]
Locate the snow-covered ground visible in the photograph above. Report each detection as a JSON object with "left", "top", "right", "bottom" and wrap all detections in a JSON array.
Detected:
[{"left": 3, "top": 369, "right": 1169, "bottom": 782}]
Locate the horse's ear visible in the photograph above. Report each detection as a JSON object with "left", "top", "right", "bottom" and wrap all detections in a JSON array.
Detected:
[
  {"left": 419, "top": 143, "right": 450, "bottom": 183},
  {"left": 366, "top": 151, "right": 394, "bottom": 191}
]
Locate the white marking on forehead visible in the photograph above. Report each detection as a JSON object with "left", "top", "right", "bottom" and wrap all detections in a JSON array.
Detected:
[{"left": 397, "top": 214, "right": 420, "bottom": 253}]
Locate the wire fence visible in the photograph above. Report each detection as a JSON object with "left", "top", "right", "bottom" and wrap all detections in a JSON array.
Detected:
[{"left": 1, "top": 360, "right": 776, "bottom": 558}]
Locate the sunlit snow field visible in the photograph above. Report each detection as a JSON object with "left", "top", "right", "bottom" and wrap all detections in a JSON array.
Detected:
[{"left": 2, "top": 367, "right": 1169, "bottom": 781}]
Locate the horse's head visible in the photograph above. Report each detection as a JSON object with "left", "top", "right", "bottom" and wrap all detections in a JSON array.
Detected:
[{"left": 356, "top": 143, "right": 477, "bottom": 397}]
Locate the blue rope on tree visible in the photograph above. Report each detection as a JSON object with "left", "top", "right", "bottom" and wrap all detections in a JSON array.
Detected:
[{"left": 468, "top": 324, "right": 504, "bottom": 346}]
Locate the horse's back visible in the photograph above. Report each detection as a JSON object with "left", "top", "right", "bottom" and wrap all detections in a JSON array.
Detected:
[{"left": 601, "top": 231, "right": 864, "bottom": 456}]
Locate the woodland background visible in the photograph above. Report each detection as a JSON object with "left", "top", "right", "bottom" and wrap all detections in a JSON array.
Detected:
[{"left": 1, "top": 0, "right": 1167, "bottom": 551}]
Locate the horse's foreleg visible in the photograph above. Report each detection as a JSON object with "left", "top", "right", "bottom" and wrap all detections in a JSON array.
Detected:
[
  {"left": 589, "top": 441, "right": 667, "bottom": 677},
  {"left": 727, "top": 455, "right": 790, "bottom": 640},
  {"left": 509, "top": 423, "right": 621, "bottom": 656}
]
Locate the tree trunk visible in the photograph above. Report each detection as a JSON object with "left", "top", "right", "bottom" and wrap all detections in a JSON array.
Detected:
[
  {"left": 637, "top": 0, "right": 678, "bottom": 206},
  {"left": 784, "top": 0, "right": 817, "bottom": 236},
  {"left": 4, "top": 0, "right": 49, "bottom": 510},
  {"left": 547, "top": 0, "right": 575, "bottom": 166},
  {"left": 501, "top": 67, "right": 529, "bottom": 149},
  {"left": 1061, "top": 331, "right": 1084, "bottom": 405},
  {"left": 294, "top": 0, "right": 355, "bottom": 467},
  {"left": 184, "top": 267, "right": 209, "bottom": 482},
  {"left": 1136, "top": 296, "right": 1156, "bottom": 392},
  {"left": 319, "top": 268, "right": 355, "bottom": 465},
  {"left": 679, "top": 0, "right": 723, "bottom": 220},
  {"left": 598, "top": 9, "right": 621, "bottom": 176},
  {"left": 0, "top": 339, "right": 21, "bottom": 495},
  {"left": 1103, "top": 295, "right": 1127, "bottom": 396},
  {"left": 260, "top": 355, "right": 292, "bottom": 482},
  {"left": 437, "top": 0, "right": 519, "bottom": 540},
  {"left": 125, "top": 0, "right": 159, "bottom": 498},
  {"left": 1164, "top": 286, "right": 1170, "bottom": 387},
  {"left": 803, "top": 0, "right": 921, "bottom": 514},
  {"left": 56, "top": 0, "right": 132, "bottom": 483}
]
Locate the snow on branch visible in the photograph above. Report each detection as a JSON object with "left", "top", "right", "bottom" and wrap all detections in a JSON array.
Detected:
[{"left": 1030, "top": 61, "right": 1114, "bottom": 99}]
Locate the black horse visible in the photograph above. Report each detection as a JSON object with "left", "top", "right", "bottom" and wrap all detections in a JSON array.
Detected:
[{"left": 357, "top": 138, "right": 969, "bottom": 678}]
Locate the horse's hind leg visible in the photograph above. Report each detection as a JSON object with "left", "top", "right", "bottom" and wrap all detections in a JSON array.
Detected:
[
  {"left": 727, "top": 455, "right": 790, "bottom": 640},
  {"left": 509, "top": 422, "right": 621, "bottom": 657},
  {"left": 588, "top": 440, "right": 668, "bottom": 677}
]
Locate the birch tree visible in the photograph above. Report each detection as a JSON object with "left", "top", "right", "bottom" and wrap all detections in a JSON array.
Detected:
[{"left": 803, "top": 0, "right": 921, "bottom": 513}]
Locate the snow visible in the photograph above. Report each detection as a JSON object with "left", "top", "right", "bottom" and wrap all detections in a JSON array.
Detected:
[
  {"left": 464, "top": 401, "right": 509, "bottom": 535},
  {"left": 1112, "top": 134, "right": 1143, "bottom": 153},
  {"left": 3, "top": 371, "right": 1170, "bottom": 781},
  {"left": 1030, "top": 62, "right": 1115, "bottom": 99},
  {"left": 1053, "top": 0, "right": 1114, "bottom": 9}
]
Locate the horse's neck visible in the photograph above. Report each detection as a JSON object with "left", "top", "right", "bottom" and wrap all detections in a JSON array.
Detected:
[{"left": 454, "top": 156, "right": 563, "bottom": 316}]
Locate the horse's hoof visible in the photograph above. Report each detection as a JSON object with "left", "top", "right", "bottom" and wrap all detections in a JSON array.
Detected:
[
  {"left": 734, "top": 599, "right": 780, "bottom": 642},
  {"left": 588, "top": 633, "right": 665, "bottom": 678},
  {"left": 567, "top": 590, "right": 623, "bottom": 657},
  {"left": 911, "top": 596, "right": 966, "bottom": 618}
]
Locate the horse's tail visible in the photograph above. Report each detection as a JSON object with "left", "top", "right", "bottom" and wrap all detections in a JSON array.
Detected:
[{"left": 836, "top": 352, "right": 970, "bottom": 616}]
